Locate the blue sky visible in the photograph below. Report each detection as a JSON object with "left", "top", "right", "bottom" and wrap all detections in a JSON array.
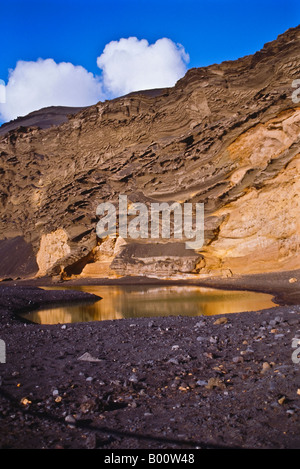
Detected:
[{"left": 0, "top": 0, "right": 299, "bottom": 123}]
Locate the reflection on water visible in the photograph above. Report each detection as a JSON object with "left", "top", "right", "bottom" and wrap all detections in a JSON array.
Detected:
[{"left": 20, "top": 285, "right": 278, "bottom": 324}]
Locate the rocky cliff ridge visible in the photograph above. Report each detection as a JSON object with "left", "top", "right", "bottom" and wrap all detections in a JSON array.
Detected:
[{"left": 0, "top": 26, "right": 299, "bottom": 280}]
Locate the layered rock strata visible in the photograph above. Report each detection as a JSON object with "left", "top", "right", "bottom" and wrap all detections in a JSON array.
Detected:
[{"left": 0, "top": 26, "right": 299, "bottom": 280}]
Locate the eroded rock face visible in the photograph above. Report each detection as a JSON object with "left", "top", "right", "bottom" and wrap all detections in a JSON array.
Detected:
[
  {"left": 204, "top": 110, "right": 300, "bottom": 274},
  {"left": 0, "top": 26, "right": 299, "bottom": 280},
  {"left": 36, "top": 229, "right": 71, "bottom": 276}
]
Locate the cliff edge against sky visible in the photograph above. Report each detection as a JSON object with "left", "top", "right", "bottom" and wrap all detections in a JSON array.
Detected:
[{"left": 0, "top": 26, "right": 299, "bottom": 281}]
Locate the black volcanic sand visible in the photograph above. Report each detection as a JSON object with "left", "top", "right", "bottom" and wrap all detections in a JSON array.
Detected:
[{"left": 0, "top": 272, "right": 300, "bottom": 449}]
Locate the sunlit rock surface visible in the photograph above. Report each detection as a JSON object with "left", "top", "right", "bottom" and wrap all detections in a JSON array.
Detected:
[{"left": 0, "top": 26, "right": 299, "bottom": 280}]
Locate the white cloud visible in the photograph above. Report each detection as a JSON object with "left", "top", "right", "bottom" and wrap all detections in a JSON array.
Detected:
[
  {"left": 0, "top": 58, "right": 103, "bottom": 122},
  {"left": 0, "top": 37, "right": 189, "bottom": 123},
  {"left": 97, "top": 37, "right": 189, "bottom": 96}
]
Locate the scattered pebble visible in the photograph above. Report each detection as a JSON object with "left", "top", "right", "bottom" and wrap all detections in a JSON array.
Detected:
[
  {"left": 196, "top": 380, "right": 208, "bottom": 386},
  {"left": 261, "top": 362, "right": 271, "bottom": 374},
  {"left": 128, "top": 374, "right": 138, "bottom": 383},
  {"left": 77, "top": 352, "right": 102, "bottom": 362},
  {"left": 289, "top": 278, "right": 297, "bottom": 283},
  {"left": 167, "top": 358, "right": 179, "bottom": 365},
  {"left": 232, "top": 356, "right": 244, "bottom": 363},
  {"left": 213, "top": 317, "right": 228, "bottom": 325},
  {"left": 65, "top": 415, "right": 76, "bottom": 424},
  {"left": 206, "top": 377, "right": 226, "bottom": 390},
  {"left": 194, "top": 320, "right": 206, "bottom": 328},
  {"left": 20, "top": 398, "right": 31, "bottom": 406},
  {"left": 196, "top": 336, "right": 207, "bottom": 342}
]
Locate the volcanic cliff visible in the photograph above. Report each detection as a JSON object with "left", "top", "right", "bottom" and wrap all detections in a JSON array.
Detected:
[{"left": 0, "top": 26, "right": 299, "bottom": 281}]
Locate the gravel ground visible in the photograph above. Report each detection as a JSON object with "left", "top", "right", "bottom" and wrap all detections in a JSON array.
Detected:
[{"left": 0, "top": 280, "right": 299, "bottom": 449}]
